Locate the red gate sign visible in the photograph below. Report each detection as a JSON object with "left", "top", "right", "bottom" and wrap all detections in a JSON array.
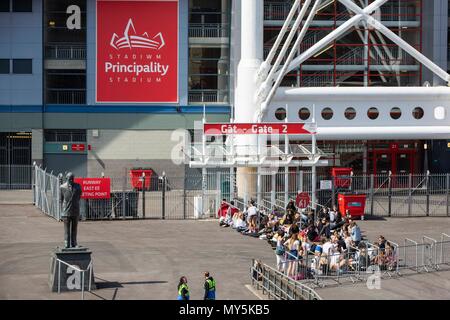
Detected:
[
  {"left": 96, "top": 0, "right": 179, "bottom": 103},
  {"left": 74, "top": 178, "right": 111, "bottom": 199},
  {"left": 204, "top": 123, "right": 315, "bottom": 135},
  {"left": 296, "top": 192, "right": 310, "bottom": 209}
]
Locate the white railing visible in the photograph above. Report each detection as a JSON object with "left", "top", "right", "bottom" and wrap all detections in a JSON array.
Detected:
[
  {"left": 46, "top": 44, "right": 86, "bottom": 60},
  {"left": 56, "top": 258, "right": 93, "bottom": 300}
]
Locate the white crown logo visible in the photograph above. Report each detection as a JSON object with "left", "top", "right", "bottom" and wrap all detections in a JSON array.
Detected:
[{"left": 110, "top": 19, "right": 165, "bottom": 50}]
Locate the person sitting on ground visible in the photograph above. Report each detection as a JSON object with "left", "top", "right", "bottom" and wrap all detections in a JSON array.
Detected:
[
  {"left": 377, "top": 235, "right": 387, "bottom": 252},
  {"left": 384, "top": 242, "right": 397, "bottom": 271},
  {"left": 306, "top": 222, "right": 320, "bottom": 242},
  {"left": 286, "top": 199, "right": 296, "bottom": 213},
  {"left": 217, "top": 199, "right": 229, "bottom": 222},
  {"left": 318, "top": 207, "right": 329, "bottom": 221},
  {"left": 281, "top": 209, "right": 294, "bottom": 226},
  {"left": 319, "top": 217, "right": 331, "bottom": 239},
  {"left": 234, "top": 212, "right": 247, "bottom": 232},
  {"left": 330, "top": 210, "right": 345, "bottom": 230},
  {"left": 222, "top": 200, "right": 239, "bottom": 227}
]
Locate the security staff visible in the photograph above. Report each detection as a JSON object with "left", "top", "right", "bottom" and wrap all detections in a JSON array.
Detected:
[
  {"left": 177, "top": 276, "right": 190, "bottom": 300},
  {"left": 204, "top": 272, "right": 216, "bottom": 300}
]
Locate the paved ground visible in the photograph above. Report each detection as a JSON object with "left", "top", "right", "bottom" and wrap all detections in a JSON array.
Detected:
[
  {"left": 0, "top": 204, "right": 274, "bottom": 300},
  {"left": 0, "top": 190, "right": 33, "bottom": 205},
  {"left": 1, "top": 204, "right": 450, "bottom": 300}
]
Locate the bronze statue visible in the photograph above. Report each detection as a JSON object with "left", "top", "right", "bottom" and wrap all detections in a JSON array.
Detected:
[{"left": 60, "top": 172, "right": 82, "bottom": 248}]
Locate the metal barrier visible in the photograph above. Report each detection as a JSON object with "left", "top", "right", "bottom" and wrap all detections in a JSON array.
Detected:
[
  {"left": 56, "top": 258, "right": 93, "bottom": 300},
  {"left": 0, "top": 165, "right": 33, "bottom": 190},
  {"left": 29, "top": 166, "right": 450, "bottom": 220},
  {"left": 274, "top": 234, "right": 450, "bottom": 289},
  {"left": 34, "top": 165, "right": 61, "bottom": 221},
  {"left": 250, "top": 259, "right": 321, "bottom": 300}
]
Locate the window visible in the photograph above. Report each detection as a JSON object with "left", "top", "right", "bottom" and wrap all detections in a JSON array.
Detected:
[
  {"left": 12, "top": 59, "right": 32, "bottom": 74},
  {"left": 344, "top": 107, "right": 356, "bottom": 120},
  {"left": 275, "top": 107, "right": 286, "bottom": 120},
  {"left": 12, "top": 0, "right": 32, "bottom": 12},
  {"left": 298, "top": 107, "right": 310, "bottom": 120},
  {"left": 0, "top": 59, "right": 9, "bottom": 74},
  {"left": 321, "top": 108, "right": 333, "bottom": 120},
  {"left": 390, "top": 107, "right": 402, "bottom": 120},
  {"left": 0, "top": 0, "right": 10, "bottom": 12},
  {"left": 367, "top": 107, "right": 379, "bottom": 120},
  {"left": 412, "top": 107, "right": 424, "bottom": 119}
]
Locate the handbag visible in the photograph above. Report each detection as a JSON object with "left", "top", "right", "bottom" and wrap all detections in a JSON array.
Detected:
[{"left": 275, "top": 245, "right": 285, "bottom": 256}]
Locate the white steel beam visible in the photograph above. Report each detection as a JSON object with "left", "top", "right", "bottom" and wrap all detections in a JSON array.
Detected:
[
  {"left": 366, "top": 17, "right": 450, "bottom": 83},
  {"left": 274, "top": 14, "right": 363, "bottom": 80},
  {"left": 257, "top": 0, "right": 324, "bottom": 120},
  {"left": 256, "top": 0, "right": 312, "bottom": 103},
  {"left": 255, "top": 0, "right": 302, "bottom": 84}
]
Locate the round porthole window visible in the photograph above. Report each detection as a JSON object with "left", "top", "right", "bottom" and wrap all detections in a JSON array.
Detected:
[
  {"left": 298, "top": 107, "right": 311, "bottom": 120},
  {"left": 412, "top": 107, "right": 424, "bottom": 120},
  {"left": 321, "top": 107, "right": 333, "bottom": 120},
  {"left": 390, "top": 107, "right": 402, "bottom": 120},
  {"left": 275, "top": 107, "right": 286, "bottom": 120},
  {"left": 367, "top": 107, "right": 379, "bottom": 120},
  {"left": 345, "top": 107, "right": 356, "bottom": 120}
]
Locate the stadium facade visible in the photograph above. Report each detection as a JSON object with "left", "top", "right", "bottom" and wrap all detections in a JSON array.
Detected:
[{"left": 1, "top": 0, "right": 450, "bottom": 181}]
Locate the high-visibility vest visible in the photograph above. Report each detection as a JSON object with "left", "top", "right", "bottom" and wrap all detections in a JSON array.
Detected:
[
  {"left": 178, "top": 283, "right": 189, "bottom": 297},
  {"left": 206, "top": 278, "right": 216, "bottom": 292}
]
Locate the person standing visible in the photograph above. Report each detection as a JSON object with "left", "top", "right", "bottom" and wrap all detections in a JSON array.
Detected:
[
  {"left": 204, "top": 272, "right": 216, "bottom": 300},
  {"left": 177, "top": 276, "right": 190, "bottom": 300}
]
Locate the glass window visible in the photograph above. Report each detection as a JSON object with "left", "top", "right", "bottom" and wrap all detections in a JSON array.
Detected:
[
  {"left": 0, "top": 0, "right": 10, "bottom": 12},
  {"left": 321, "top": 107, "right": 333, "bottom": 120},
  {"left": 298, "top": 107, "right": 310, "bottom": 120},
  {"left": 412, "top": 107, "right": 424, "bottom": 119},
  {"left": 367, "top": 107, "right": 379, "bottom": 120},
  {"left": 344, "top": 107, "right": 356, "bottom": 120},
  {"left": 12, "top": 0, "right": 32, "bottom": 12},
  {"left": 0, "top": 59, "right": 10, "bottom": 74},
  {"left": 12, "top": 59, "right": 32, "bottom": 74},
  {"left": 275, "top": 107, "right": 286, "bottom": 120},
  {"left": 390, "top": 107, "right": 402, "bottom": 120}
]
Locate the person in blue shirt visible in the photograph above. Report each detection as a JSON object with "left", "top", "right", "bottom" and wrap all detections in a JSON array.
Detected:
[{"left": 350, "top": 221, "right": 361, "bottom": 247}]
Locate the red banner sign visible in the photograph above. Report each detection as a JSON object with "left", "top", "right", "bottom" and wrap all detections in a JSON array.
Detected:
[
  {"left": 96, "top": 0, "right": 178, "bottom": 103},
  {"left": 71, "top": 144, "right": 85, "bottom": 152},
  {"left": 204, "top": 123, "right": 314, "bottom": 135},
  {"left": 74, "top": 178, "right": 111, "bottom": 199}
]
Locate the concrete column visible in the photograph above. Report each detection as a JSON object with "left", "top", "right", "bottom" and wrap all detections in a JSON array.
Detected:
[
  {"left": 235, "top": 0, "right": 264, "bottom": 198},
  {"left": 31, "top": 129, "right": 43, "bottom": 166}
]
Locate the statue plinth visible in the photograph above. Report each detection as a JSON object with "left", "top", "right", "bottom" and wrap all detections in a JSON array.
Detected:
[{"left": 48, "top": 246, "right": 96, "bottom": 292}]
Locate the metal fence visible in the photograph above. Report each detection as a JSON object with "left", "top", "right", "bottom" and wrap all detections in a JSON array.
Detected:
[
  {"left": 30, "top": 165, "right": 450, "bottom": 220},
  {"left": 0, "top": 165, "right": 33, "bottom": 189},
  {"left": 217, "top": 170, "right": 450, "bottom": 218},
  {"left": 275, "top": 233, "right": 450, "bottom": 289},
  {"left": 34, "top": 165, "right": 61, "bottom": 220},
  {"left": 250, "top": 258, "right": 322, "bottom": 300}
]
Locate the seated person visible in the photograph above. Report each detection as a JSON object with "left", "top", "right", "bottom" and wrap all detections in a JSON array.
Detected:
[{"left": 234, "top": 212, "right": 247, "bottom": 232}]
